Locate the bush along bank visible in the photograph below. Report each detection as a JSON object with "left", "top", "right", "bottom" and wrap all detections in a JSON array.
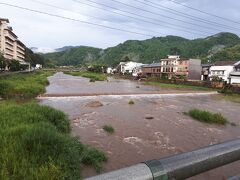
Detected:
[
  {"left": 0, "top": 71, "right": 107, "bottom": 179},
  {"left": 217, "top": 85, "right": 240, "bottom": 103},
  {"left": 0, "top": 102, "right": 107, "bottom": 179},
  {"left": 185, "top": 109, "right": 228, "bottom": 125},
  {"left": 0, "top": 71, "right": 54, "bottom": 99},
  {"left": 64, "top": 71, "right": 107, "bottom": 81},
  {"left": 136, "top": 76, "right": 212, "bottom": 91}
]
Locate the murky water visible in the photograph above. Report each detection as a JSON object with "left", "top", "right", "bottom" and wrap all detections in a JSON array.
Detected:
[
  {"left": 40, "top": 73, "right": 240, "bottom": 179},
  {"left": 44, "top": 72, "right": 210, "bottom": 96}
]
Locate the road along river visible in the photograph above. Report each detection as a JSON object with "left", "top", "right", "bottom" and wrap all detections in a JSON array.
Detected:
[{"left": 39, "top": 72, "right": 240, "bottom": 180}]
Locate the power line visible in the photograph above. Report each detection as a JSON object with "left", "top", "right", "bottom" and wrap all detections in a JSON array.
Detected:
[
  {"left": 74, "top": 0, "right": 210, "bottom": 36},
  {"left": 28, "top": 0, "right": 167, "bottom": 36},
  {"left": 108, "top": 0, "right": 226, "bottom": 32},
  {"left": 0, "top": 2, "right": 156, "bottom": 37},
  {"left": 167, "top": 0, "right": 240, "bottom": 25},
  {"left": 132, "top": 0, "right": 240, "bottom": 32}
]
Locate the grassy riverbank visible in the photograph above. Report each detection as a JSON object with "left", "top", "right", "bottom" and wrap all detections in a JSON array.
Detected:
[
  {"left": 0, "top": 102, "right": 107, "bottom": 179},
  {"left": 185, "top": 109, "right": 228, "bottom": 125},
  {"left": 0, "top": 71, "right": 107, "bottom": 179},
  {"left": 0, "top": 71, "right": 54, "bottom": 99},
  {"left": 64, "top": 71, "right": 107, "bottom": 81},
  {"left": 145, "top": 81, "right": 212, "bottom": 91}
]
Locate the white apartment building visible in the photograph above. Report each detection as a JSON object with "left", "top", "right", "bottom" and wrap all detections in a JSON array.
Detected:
[
  {"left": 117, "top": 61, "right": 144, "bottom": 75},
  {"left": 0, "top": 18, "right": 26, "bottom": 63},
  {"left": 209, "top": 61, "right": 238, "bottom": 83}
]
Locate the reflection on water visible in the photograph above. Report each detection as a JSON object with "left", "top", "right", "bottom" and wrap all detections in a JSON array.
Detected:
[{"left": 41, "top": 73, "right": 240, "bottom": 180}]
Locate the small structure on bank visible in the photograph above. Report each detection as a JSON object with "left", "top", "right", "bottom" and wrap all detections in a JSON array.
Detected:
[
  {"left": 209, "top": 61, "right": 238, "bottom": 83},
  {"left": 229, "top": 61, "right": 240, "bottom": 84},
  {"left": 116, "top": 61, "right": 144, "bottom": 75}
]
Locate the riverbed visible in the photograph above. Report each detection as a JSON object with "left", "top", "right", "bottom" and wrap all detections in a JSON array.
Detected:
[{"left": 40, "top": 72, "right": 240, "bottom": 179}]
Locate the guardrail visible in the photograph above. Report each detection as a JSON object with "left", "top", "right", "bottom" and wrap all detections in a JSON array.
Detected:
[{"left": 86, "top": 138, "right": 240, "bottom": 180}]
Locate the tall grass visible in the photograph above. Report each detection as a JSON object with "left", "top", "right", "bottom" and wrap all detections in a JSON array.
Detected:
[
  {"left": 186, "top": 109, "right": 228, "bottom": 125},
  {"left": 0, "top": 71, "right": 54, "bottom": 99},
  {"left": 0, "top": 102, "right": 107, "bottom": 179},
  {"left": 64, "top": 71, "right": 107, "bottom": 81},
  {"left": 103, "top": 125, "right": 115, "bottom": 134},
  {"left": 145, "top": 82, "right": 211, "bottom": 91}
]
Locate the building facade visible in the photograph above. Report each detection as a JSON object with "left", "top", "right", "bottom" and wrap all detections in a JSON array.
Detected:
[
  {"left": 117, "top": 61, "right": 144, "bottom": 75},
  {"left": 201, "top": 64, "right": 212, "bottom": 81},
  {"left": 0, "top": 18, "right": 25, "bottom": 63},
  {"left": 229, "top": 62, "right": 240, "bottom": 84},
  {"left": 141, "top": 63, "right": 161, "bottom": 77},
  {"left": 160, "top": 55, "right": 179, "bottom": 79},
  {"left": 209, "top": 61, "right": 238, "bottom": 82},
  {"left": 160, "top": 55, "right": 201, "bottom": 80}
]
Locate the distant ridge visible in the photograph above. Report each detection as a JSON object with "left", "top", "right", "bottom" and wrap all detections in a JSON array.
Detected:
[{"left": 42, "top": 32, "right": 240, "bottom": 66}]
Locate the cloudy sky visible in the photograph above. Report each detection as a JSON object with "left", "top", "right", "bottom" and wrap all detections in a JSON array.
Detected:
[{"left": 1, "top": 0, "right": 240, "bottom": 51}]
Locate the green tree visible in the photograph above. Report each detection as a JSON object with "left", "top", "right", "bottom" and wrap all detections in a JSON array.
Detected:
[
  {"left": 9, "top": 60, "right": 21, "bottom": 71},
  {"left": 0, "top": 54, "right": 6, "bottom": 70},
  {"left": 121, "top": 56, "right": 130, "bottom": 62}
]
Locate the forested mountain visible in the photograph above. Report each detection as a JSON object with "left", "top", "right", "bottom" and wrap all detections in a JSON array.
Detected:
[
  {"left": 43, "top": 32, "right": 240, "bottom": 66},
  {"left": 211, "top": 44, "right": 240, "bottom": 61}
]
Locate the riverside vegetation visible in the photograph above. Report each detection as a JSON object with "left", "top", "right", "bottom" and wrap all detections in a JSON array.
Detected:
[
  {"left": 145, "top": 81, "right": 211, "bottom": 91},
  {"left": 64, "top": 71, "right": 107, "bottom": 81},
  {"left": 0, "top": 71, "right": 53, "bottom": 99},
  {"left": 103, "top": 125, "right": 115, "bottom": 134},
  {"left": 0, "top": 71, "right": 107, "bottom": 179},
  {"left": 185, "top": 109, "right": 228, "bottom": 125}
]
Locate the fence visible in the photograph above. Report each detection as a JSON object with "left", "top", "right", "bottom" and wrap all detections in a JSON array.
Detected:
[{"left": 86, "top": 139, "right": 240, "bottom": 180}]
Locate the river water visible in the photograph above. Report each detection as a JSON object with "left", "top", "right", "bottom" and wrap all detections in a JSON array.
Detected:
[{"left": 40, "top": 72, "right": 240, "bottom": 179}]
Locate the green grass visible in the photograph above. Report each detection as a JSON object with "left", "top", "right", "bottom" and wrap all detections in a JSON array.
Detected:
[
  {"left": 0, "top": 71, "right": 54, "bottom": 99},
  {"left": 145, "top": 82, "right": 212, "bottom": 91},
  {"left": 185, "top": 109, "right": 228, "bottom": 125},
  {"left": 215, "top": 94, "right": 240, "bottom": 103},
  {"left": 128, "top": 100, "right": 135, "bottom": 105},
  {"left": 0, "top": 71, "right": 107, "bottom": 179},
  {"left": 103, "top": 125, "right": 115, "bottom": 134},
  {"left": 64, "top": 71, "right": 107, "bottom": 81},
  {"left": 0, "top": 101, "right": 107, "bottom": 179}
]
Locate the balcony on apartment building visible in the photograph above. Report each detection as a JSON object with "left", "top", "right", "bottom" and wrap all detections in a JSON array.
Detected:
[
  {"left": 5, "top": 44, "right": 14, "bottom": 51},
  {"left": 17, "top": 49, "right": 25, "bottom": 55},
  {"left": 17, "top": 45, "right": 25, "bottom": 51},
  {"left": 5, "top": 28, "right": 17, "bottom": 41},
  {"left": 5, "top": 37, "right": 14, "bottom": 46}
]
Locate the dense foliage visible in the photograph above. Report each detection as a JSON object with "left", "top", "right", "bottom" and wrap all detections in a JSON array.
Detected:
[
  {"left": 43, "top": 33, "right": 240, "bottom": 66},
  {"left": 186, "top": 109, "right": 228, "bottom": 125},
  {"left": 0, "top": 71, "right": 53, "bottom": 99},
  {"left": 45, "top": 46, "right": 102, "bottom": 66},
  {"left": 0, "top": 71, "right": 107, "bottom": 179},
  {"left": 25, "top": 48, "right": 55, "bottom": 67},
  {"left": 0, "top": 102, "right": 107, "bottom": 179},
  {"left": 64, "top": 71, "right": 107, "bottom": 81},
  {"left": 211, "top": 44, "right": 240, "bottom": 61},
  {"left": 0, "top": 54, "right": 6, "bottom": 69}
]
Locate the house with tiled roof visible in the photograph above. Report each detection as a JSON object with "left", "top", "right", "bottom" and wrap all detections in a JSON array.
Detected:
[
  {"left": 209, "top": 61, "right": 239, "bottom": 83},
  {"left": 229, "top": 61, "right": 240, "bottom": 84}
]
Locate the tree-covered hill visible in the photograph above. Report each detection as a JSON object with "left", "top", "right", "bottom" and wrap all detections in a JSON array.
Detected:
[
  {"left": 211, "top": 44, "right": 240, "bottom": 61},
  {"left": 43, "top": 32, "right": 240, "bottom": 66},
  {"left": 44, "top": 46, "right": 102, "bottom": 66}
]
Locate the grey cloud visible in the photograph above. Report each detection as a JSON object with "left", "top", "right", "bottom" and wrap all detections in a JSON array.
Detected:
[{"left": 0, "top": 0, "right": 239, "bottom": 49}]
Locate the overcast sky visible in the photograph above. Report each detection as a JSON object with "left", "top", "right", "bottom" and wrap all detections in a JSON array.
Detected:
[{"left": 1, "top": 0, "right": 240, "bottom": 51}]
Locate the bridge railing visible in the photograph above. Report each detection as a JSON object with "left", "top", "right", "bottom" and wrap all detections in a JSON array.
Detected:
[{"left": 85, "top": 138, "right": 240, "bottom": 180}]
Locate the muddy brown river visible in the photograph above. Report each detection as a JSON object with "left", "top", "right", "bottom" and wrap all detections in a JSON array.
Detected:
[{"left": 40, "top": 72, "right": 240, "bottom": 180}]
